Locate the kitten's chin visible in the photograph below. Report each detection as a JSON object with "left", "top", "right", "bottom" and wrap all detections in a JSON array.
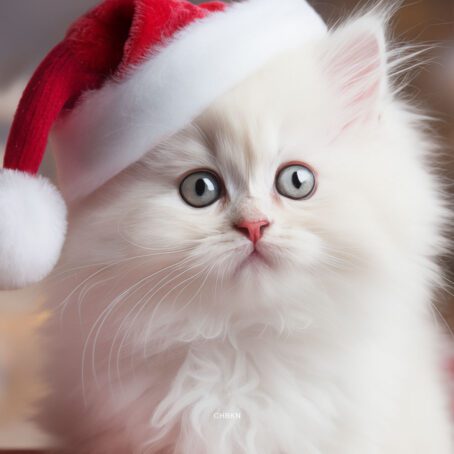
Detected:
[{"left": 232, "top": 244, "right": 274, "bottom": 277}]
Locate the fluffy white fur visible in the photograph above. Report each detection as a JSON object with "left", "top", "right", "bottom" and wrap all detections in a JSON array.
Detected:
[
  {"left": 51, "top": 0, "right": 326, "bottom": 201},
  {"left": 39, "top": 13, "right": 453, "bottom": 454},
  {"left": 0, "top": 170, "right": 66, "bottom": 290}
]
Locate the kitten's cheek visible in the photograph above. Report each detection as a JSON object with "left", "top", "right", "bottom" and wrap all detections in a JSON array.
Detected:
[{"left": 283, "top": 238, "right": 324, "bottom": 269}]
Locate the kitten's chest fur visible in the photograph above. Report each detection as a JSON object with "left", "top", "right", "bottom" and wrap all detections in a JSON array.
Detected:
[
  {"left": 138, "top": 333, "right": 387, "bottom": 453},
  {"left": 42, "top": 284, "right": 416, "bottom": 454}
]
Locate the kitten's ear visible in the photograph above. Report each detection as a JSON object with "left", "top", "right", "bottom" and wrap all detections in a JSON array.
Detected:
[{"left": 322, "top": 16, "right": 388, "bottom": 128}]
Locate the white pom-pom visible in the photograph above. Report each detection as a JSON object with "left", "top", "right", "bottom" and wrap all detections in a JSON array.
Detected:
[{"left": 0, "top": 169, "right": 67, "bottom": 290}]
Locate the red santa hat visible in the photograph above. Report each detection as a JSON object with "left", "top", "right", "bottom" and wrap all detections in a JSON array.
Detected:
[{"left": 0, "top": 0, "right": 326, "bottom": 290}]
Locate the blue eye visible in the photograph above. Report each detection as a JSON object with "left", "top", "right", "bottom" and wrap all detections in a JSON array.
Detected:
[
  {"left": 179, "top": 171, "right": 222, "bottom": 208},
  {"left": 276, "top": 164, "right": 316, "bottom": 200}
]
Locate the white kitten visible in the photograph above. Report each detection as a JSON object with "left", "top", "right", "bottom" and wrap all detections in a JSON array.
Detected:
[{"left": 39, "top": 12, "right": 453, "bottom": 454}]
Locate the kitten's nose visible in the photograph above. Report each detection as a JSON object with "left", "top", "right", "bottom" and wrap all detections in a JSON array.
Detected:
[{"left": 235, "top": 219, "right": 270, "bottom": 244}]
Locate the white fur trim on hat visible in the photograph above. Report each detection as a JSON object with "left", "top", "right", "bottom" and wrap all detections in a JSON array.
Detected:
[
  {"left": 0, "top": 169, "right": 67, "bottom": 290},
  {"left": 52, "top": 0, "right": 327, "bottom": 201}
]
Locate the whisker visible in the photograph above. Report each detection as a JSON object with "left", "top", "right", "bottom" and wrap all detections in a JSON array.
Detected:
[
  {"left": 139, "top": 261, "right": 213, "bottom": 359},
  {"left": 113, "top": 256, "right": 212, "bottom": 386},
  {"left": 107, "top": 257, "right": 196, "bottom": 386},
  {"left": 119, "top": 261, "right": 213, "bottom": 391},
  {"left": 81, "top": 255, "right": 193, "bottom": 400}
]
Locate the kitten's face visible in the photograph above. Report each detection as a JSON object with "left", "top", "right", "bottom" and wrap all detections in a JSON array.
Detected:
[{"left": 68, "top": 18, "right": 442, "bottom": 317}]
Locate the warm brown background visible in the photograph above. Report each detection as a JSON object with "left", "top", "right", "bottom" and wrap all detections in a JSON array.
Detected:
[{"left": 0, "top": 0, "right": 453, "bottom": 450}]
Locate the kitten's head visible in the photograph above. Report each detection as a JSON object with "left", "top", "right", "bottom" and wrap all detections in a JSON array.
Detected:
[{"left": 64, "top": 14, "right": 445, "bottom": 330}]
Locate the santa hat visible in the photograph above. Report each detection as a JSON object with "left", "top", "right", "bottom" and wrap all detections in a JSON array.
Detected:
[{"left": 0, "top": 0, "right": 326, "bottom": 290}]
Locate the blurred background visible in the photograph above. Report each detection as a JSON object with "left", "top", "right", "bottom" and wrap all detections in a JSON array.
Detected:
[{"left": 0, "top": 0, "right": 453, "bottom": 450}]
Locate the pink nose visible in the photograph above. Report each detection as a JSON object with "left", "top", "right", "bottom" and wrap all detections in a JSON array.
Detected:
[{"left": 235, "top": 219, "right": 270, "bottom": 244}]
